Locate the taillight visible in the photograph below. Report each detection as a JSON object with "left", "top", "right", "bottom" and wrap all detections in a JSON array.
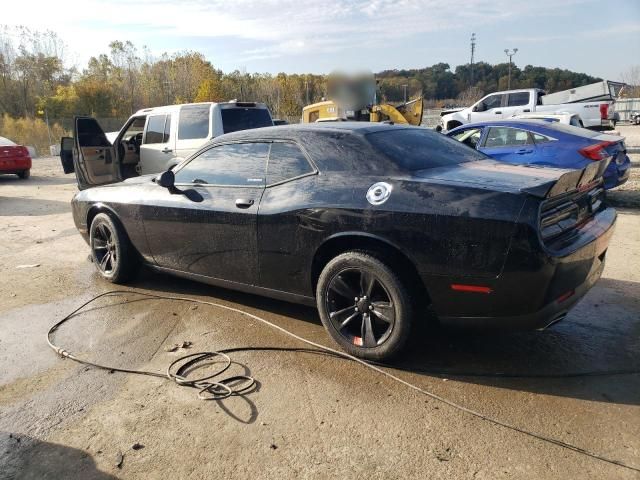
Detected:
[
  {"left": 20, "top": 146, "right": 29, "bottom": 157},
  {"left": 599, "top": 103, "right": 608, "bottom": 120},
  {"left": 579, "top": 141, "right": 613, "bottom": 161}
]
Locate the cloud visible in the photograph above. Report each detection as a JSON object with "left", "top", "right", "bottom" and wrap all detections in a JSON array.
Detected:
[
  {"left": 507, "top": 22, "right": 640, "bottom": 43},
  {"left": 0, "top": 0, "right": 595, "bottom": 69}
]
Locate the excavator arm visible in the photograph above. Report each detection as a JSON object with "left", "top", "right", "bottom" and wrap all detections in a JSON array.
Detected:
[{"left": 369, "top": 97, "right": 423, "bottom": 125}]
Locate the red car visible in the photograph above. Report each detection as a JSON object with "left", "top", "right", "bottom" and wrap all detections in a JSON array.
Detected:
[{"left": 0, "top": 136, "right": 32, "bottom": 179}]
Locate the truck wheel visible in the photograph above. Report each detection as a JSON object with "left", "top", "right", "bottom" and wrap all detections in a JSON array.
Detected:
[
  {"left": 89, "top": 213, "right": 139, "bottom": 283},
  {"left": 316, "top": 251, "right": 413, "bottom": 361},
  {"left": 18, "top": 169, "right": 30, "bottom": 179}
]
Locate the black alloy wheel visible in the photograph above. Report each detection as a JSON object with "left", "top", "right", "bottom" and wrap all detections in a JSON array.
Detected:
[
  {"left": 92, "top": 221, "right": 117, "bottom": 275},
  {"left": 89, "top": 213, "right": 138, "bottom": 283},
  {"left": 326, "top": 268, "right": 395, "bottom": 348},
  {"left": 317, "top": 251, "right": 413, "bottom": 361}
]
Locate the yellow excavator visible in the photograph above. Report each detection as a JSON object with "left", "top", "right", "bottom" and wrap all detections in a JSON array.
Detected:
[
  {"left": 302, "top": 97, "right": 423, "bottom": 125},
  {"left": 302, "top": 72, "right": 423, "bottom": 126}
]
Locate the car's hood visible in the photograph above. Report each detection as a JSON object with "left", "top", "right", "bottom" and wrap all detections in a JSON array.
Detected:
[
  {"left": 412, "top": 159, "right": 609, "bottom": 199},
  {"left": 121, "top": 174, "right": 156, "bottom": 185}
]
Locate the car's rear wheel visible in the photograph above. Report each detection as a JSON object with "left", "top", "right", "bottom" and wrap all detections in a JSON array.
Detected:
[
  {"left": 316, "top": 251, "right": 413, "bottom": 361},
  {"left": 89, "top": 213, "right": 138, "bottom": 283},
  {"left": 18, "top": 169, "right": 30, "bottom": 179}
]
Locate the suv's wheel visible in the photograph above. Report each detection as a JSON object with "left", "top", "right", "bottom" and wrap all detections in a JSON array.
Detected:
[
  {"left": 316, "top": 251, "right": 413, "bottom": 361},
  {"left": 89, "top": 213, "right": 139, "bottom": 283},
  {"left": 18, "top": 169, "right": 30, "bottom": 179}
]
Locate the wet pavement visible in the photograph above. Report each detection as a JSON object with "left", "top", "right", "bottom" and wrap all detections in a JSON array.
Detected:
[{"left": 1, "top": 144, "right": 639, "bottom": 479}]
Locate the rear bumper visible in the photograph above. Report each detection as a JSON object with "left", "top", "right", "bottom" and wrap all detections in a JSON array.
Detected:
[
  {"left": 436, "top": 207, "right": 615, "bottom": 331},
  {"left": 603, "top": 155, "right": 631, "bottom": 189},
  {"left": 0, "top": 157, "right": 31, "bottom": 173},
  {"left": 439, "top": 251, "right": 605, "bottom": 330}
]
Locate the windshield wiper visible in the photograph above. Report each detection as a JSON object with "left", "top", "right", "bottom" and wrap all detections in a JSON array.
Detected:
[{"left": 192, "top": 178, "right": 209, "bottom": 184}]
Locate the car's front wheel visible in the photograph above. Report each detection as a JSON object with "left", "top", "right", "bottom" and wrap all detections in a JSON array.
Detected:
[
  {"left": 316, "top": 251, "right": 413, "bottom": 361},
  {"left": 89, "top": 213, "right": 139, "bottom": 283}
]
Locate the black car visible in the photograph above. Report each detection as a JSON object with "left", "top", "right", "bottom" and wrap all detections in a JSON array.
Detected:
[{"left": 65, "top": 122, "right": 615, "bottom": 361}]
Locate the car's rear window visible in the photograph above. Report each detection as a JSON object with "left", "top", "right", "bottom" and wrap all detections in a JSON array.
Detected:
[
  {"left": 0, "top": 136, "right": 16, "bottom": 146},
  {"left": 366, "top": 128, "right": 487, "bottom": 171},
  {"left": 538, "top": 122, "right": 601, "bottom": 138},
  {"left": 221, "top": 108, "right": 273, "bottom": 134}
]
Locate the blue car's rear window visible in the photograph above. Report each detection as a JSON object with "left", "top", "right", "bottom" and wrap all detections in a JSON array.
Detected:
[
  {"left": 366, "top": 128, "right": 487, "bottom": 171},
  {"left": 531, "top": 122, "right": 601, "bottom": 139}
]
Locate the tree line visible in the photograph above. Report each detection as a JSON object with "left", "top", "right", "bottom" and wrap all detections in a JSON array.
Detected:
[{"left": 0, "top": 25, "right": 623, "bottom": 127}]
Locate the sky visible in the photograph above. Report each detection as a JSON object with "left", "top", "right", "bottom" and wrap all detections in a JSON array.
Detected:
[{"left": 2, "top": 0, "right": 639, "bottom": 80}]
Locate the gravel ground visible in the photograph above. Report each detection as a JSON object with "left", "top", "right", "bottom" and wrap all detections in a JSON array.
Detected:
[
  {"left": 608, "top": 125, "right": 640, "bottom": 209},
  {"left": 0, "top": 127, "right": 639, "bottom": 479}
]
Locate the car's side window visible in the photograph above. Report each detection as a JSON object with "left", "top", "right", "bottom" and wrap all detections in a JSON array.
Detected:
[
  {"left": 532, "top": 132, "right": 554, "bottom": 144},
  {"left": 507, "top": 92, "right": 530, "bottom": 107},
  {"left": 481, "top": 94, "right": 503, "bottom": 111},
  {"left": 174, "top": 142, "right": 269, "bottom": 186},
  {"left": 178, "top": 105, "right": 210, "bottom": 140},
  {"left": 484, "top": 127, "right": 531, "bottom": 148},
  {"left": 452, "top": 128, "right": 482, "bottom": 149},
  {"left": 144, "top": 115, "right": 168, "bottom": 144},
  {"left": 267, "top": 142, "right": 314, "bottom": 185}
]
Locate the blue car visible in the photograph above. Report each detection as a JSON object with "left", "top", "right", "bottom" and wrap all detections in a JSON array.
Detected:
[{"left": 447, "top": 119, "right": 630, "bottom": 189}]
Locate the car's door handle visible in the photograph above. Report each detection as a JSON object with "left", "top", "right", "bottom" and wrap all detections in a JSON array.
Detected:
[
  {"left": 495, "top": 110, "right": 502, "bottom": 114},
  {"left": 235, "top": 199, "right": 255, "bottom": 209},
  {"left": 523, "top": 109, "right": 531, "bottom": 112},
  {"left": 516, "top": 149, "right": 533, "bottom": 154},
  {"left": 162, "top": 148, "right": 173, "bottom": 153}
]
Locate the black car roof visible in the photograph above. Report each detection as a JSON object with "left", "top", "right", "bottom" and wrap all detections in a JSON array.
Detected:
[{"left": 215, "top": 121, "right": 414, "bottom": 142}]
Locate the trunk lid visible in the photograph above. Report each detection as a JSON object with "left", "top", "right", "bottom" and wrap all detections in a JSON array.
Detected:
[
  {"left": 412, "top": 159, "right": 609, "bottom": 199},
  {"left": 0, "top": 145, "right": 28, "bottom": 158}
]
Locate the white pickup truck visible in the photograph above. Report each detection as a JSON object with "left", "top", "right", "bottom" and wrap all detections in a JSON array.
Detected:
[{"left": 438, "top": 84, "right": 618, "bottom": 132}]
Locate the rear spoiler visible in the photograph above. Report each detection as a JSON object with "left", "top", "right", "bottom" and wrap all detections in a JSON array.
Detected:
[{"left": 521, "top": 159, "right": 611, "bottom": 199}]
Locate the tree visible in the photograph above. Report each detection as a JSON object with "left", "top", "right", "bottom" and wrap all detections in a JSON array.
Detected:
[{"left": 620, "top": 66, "right": 640, "bottom": 97}]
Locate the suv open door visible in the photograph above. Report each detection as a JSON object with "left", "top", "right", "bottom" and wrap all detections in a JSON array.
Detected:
[{"left": 59, "top": 116, "right": 121, "bottom": 190}]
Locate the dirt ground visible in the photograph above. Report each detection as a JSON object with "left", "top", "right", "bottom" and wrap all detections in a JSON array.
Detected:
[{"left": 1, "top": 126, "right": 639, "bottom": 479}]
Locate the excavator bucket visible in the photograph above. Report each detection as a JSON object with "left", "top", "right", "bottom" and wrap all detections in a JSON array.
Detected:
[
  {"left": 369, "top": 97, "right": 424, "bottom": 125},
  {"left": 395, "top": 96, "right": 424, "bottom": 126}
]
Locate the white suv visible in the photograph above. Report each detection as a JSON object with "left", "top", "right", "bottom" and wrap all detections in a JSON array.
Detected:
[{"left": 60, "top": 101, "right": 273, "bottom": 189}]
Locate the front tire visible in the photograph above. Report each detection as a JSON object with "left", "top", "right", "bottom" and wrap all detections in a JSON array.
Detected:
[
  {"left": 316, "top": 251, "right": 413, "bottom": 361},
  {"left": 89, "top": 213, "right": 139, "bottom": 283}
]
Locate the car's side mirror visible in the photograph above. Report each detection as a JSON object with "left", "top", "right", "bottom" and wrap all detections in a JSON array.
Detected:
[{"left": 157, "top": 170, "right": 175, "bottom": 189}]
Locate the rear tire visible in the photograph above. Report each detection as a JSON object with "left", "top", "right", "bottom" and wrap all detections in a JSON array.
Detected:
[
  {"left": 18, "top": 169, "right": 30, "bottom": 179},
  {"left": 316, "top": 251, "right": 413, "bottom": 361},
  {"left": 89, "top": 213, "right": 139, "bottom": 283}
]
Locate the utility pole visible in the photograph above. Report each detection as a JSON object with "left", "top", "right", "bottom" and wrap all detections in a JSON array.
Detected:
[
  {"left": 470, "top": 33, "right": 476, "bottom": 87},
  {"left": 163, "top": 79, "right": 171, "bottom": 104},
  {"left": 44, "top": 109, "right": 52, "bottom": 148},
  {"left": 504, "top": 48, "right": 518, "bottom": 89},
  {"left": 37, "top": 108, "right": 53, "bottom": 149},
  {"left": 402, "top": 84, "right": 408, "bottom": 103},
  {"left": 305, "top": 78, "right": 309, "bottom": 105}
]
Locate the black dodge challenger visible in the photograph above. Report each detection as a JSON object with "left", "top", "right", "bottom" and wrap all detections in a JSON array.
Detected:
[{"left": 66, "top": 122, "right": 615, "bottom": 360}]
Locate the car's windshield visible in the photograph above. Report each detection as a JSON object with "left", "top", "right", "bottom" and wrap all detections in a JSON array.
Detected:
[
  {"left": 366, "top": 128, "right": 487, "bottom": 171},
  {"left": 221, "top": 108, "right": 273, "bottom": 134}
]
